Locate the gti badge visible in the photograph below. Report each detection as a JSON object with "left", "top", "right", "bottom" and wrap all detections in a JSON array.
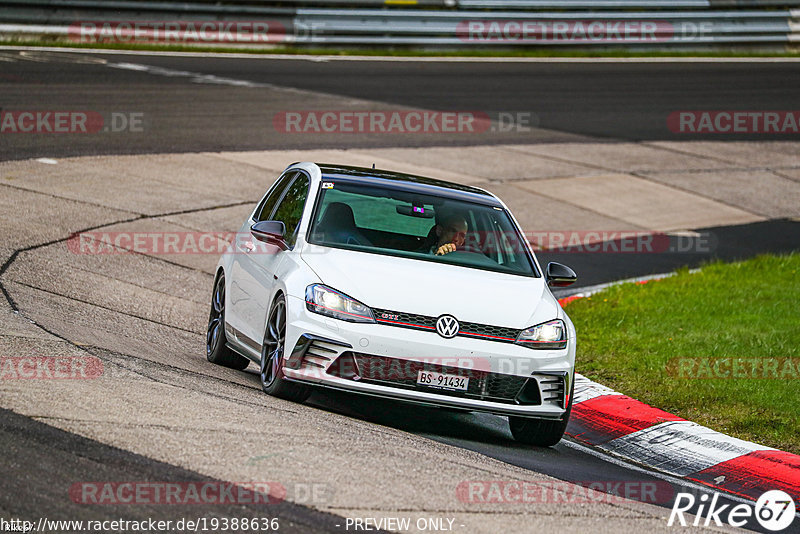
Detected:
[{"left": 436, "top": 315, "right": 460, "bottom": 339}]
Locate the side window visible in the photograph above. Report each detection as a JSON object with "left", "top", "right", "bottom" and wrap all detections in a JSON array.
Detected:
[
  {"left": 254, "top": 172, "right": 296, "bottom": 222},
  {"left": 271, "top": 173, "right": 310, "bottom": 248}
]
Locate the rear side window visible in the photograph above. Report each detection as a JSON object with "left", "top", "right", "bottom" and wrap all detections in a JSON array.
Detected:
[
  {"left": 271, "top": 173, "right": 310, "bottom": 248},
  {"left": 255, "top": 171, "right": 296, "bottom": 222}
]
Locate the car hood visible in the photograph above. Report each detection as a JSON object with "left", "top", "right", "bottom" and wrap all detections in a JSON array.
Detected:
[{"left": 300, "top": 244, "right": 559, "bottom": 329}]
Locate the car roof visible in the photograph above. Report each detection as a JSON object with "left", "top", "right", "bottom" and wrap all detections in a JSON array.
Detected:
[{"left": 314, "top": 163, "right": 502, "bottom": 207}]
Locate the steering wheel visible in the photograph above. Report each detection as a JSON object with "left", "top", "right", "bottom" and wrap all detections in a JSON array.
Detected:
[{"left": 458, "top": 243, "right": 484, "bottom": 254}]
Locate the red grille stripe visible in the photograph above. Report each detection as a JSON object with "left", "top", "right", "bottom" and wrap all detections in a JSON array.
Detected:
[{"left": 376, "top": 318, "right": 436, "bottom": 330}]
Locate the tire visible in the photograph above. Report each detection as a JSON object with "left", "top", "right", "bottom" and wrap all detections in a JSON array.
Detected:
[
  {"left": 508, "top": 380, "right": 574, "bottom": 447},
  {"left": 260, "top": 294, "right": 312, "bottom": 403},
  {"left": 206, "top": 272, "right": 250, "bottom": 370}
]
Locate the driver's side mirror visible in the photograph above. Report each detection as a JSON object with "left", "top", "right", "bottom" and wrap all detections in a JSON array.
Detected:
[
  {"left": 546, "top": 262, "right": 577, "bottom": 287},
  {"left": 251, "top": 221, "right": 288, "bottom": 250}
]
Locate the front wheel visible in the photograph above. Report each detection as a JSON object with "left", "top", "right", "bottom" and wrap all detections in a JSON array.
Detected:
[
  {"left": 508, "top": 380, "right": 574, "bottom": 447},
  {"left": 260, "top": 294, "right": 312, "bottom": 403}
]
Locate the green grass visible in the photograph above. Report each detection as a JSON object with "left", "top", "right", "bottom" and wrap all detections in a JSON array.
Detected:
[
  {"left": 564, "top": 253, "right": 800, "bottom": 454},
  {"left": 1, "top": 38, "right": 799, "bottom": 58}
]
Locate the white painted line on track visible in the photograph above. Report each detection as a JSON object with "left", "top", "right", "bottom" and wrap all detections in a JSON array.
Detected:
[
  {"left": 106, "top": 60, "right": 269, "bottom": 88},
  {"left": 1, "top": 44, "right": 800, "bottom": 62}
]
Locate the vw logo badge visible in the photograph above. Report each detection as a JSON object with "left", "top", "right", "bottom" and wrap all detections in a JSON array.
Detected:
[{"left": 436, "top": 315, "right": 460, "bottom": 339}]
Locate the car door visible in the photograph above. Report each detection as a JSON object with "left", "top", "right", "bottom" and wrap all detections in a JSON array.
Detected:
[
  {"left": 230, "top": 171, "right": 311, "bottom": 350},
  {"left": 226, "top": 171, "right": 296, "bottom": 350}
]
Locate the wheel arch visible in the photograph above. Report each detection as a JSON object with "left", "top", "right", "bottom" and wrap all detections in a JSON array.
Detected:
[
  {"left": 261, "top": 287, "right": 287, "bottom": 346},
  {"left": 212, "top": 266, "right": 227, "bottom": 322},
  {"left": 213, "top": 266, "right": 225, "bottom": 285}
]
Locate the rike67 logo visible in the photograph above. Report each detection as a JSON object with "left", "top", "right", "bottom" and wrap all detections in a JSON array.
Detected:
[{"left": 669, "top": 490, "right": 796, "bottom": 531}]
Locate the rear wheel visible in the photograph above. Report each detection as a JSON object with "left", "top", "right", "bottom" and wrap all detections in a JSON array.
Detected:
[
  {"left": 260, "top": 294, "right": 312, "bottom": 403},
  {"left": 206, "top": 273, "right": 250, "bottom": 370},
  {"left": 508, "top": 381, "right": 574, "bottom": 447}
]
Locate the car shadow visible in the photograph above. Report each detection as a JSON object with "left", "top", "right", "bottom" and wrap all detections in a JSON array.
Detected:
[
  {"left": 243, "top": 368, "right": 569, "bottom": 455},
  {"left": 305, "top": 387, "right": 511, "bottom": 444}
]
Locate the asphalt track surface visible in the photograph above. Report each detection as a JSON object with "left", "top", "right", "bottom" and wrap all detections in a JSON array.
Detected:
[
  {"left": 1, "top": 49, "right": 798, "bottom": 533},
  {"left": 543, "top": 218, "right": 800, "bottom": 289},
  {"left": 2, "top": 49, "right": 800, "bottom": 161},
  {"left": 0, "top": 408, "right": 352, "bottom": 533}
]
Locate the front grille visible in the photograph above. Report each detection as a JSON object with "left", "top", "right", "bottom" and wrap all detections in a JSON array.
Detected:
[
  {"left": 340, "top": 352, "right": 535, "bottom": 405},
  {"left": 459, "top": 321, "right": 519, "bottom": 342},
  {"left": 372, "top": 309, "right": 436, "bottom": 331},
  {"left": 372, "top": 308, "right": 520, "bottom": 344}
]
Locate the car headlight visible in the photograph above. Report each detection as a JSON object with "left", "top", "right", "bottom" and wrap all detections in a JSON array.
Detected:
[
  {"left": 305, "top": 284, "right": 375, "bottom": 323},
  {"left": 515, "top": 319, "right": 567, "bottom": 349}
]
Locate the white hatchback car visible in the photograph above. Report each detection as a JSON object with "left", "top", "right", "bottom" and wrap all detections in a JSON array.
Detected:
[{"left": 208, "top": 162, "right": 578, "bottom": 446}]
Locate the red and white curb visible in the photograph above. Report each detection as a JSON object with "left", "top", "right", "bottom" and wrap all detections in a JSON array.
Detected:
[
  {"left": 566, "top": 374, "right": 800, "bottom": 505},
  {"left": 558, "top": 276, "right": 800, "bottom": 506}
]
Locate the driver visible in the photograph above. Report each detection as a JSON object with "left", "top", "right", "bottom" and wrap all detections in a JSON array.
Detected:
[{"left": 429, "top": 214, "right": 468, "bottom": 256}]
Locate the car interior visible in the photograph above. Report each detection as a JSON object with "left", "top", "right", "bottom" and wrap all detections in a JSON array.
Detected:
[{"left": 310, "top": 194, "right": 534, "bottom": 276}]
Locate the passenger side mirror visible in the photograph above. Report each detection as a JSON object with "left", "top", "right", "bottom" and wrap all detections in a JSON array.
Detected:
[
  {"left": 251, "top": 221, "right": 288, "bottom": 250},
  {"left": 546, "top": 262, "right": 577, "bottom": 287}
]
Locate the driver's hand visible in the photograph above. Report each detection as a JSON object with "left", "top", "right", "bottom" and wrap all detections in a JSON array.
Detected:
[{"left": 435, "top": 243, "right": 457, "bottom": 255}]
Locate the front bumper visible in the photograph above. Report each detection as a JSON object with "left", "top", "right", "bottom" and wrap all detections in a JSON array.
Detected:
[{"left": 282, "top": 295, "right": 575, "bottom": 418}]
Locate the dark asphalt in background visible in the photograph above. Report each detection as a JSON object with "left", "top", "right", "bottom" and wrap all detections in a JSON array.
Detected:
[
  {"left": 2, "top": 50, "right": 800, "bottom": 160},
  {"left": 544, "top": 219, "right": 800, "bottom": 291}
]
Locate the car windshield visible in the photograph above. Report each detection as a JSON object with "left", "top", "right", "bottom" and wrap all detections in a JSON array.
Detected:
[{"left": 307, "top": 180, "right": 538, "bottom": 277}]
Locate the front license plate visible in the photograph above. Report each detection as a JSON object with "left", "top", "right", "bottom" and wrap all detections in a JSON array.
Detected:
[{"left": 416, "top": 370, "right": 469, "bottom": 391}]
